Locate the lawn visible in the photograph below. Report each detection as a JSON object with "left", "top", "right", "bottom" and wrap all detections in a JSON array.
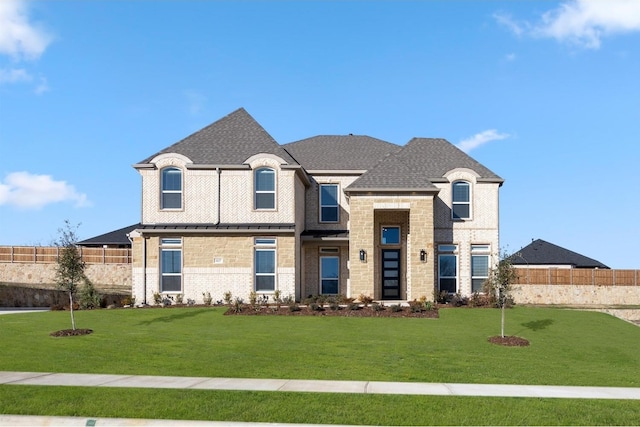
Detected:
[{"left": 1, "top": 306, "right": 640, "bottom": 425}]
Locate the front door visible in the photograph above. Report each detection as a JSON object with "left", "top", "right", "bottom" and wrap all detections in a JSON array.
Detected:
[{"left": 381, "top": 249, "right": 401, "bottom": 299}]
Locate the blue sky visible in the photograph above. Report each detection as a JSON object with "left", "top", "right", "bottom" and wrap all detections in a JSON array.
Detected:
[{"left": 1, "top": 0, "right": 639, "bottom": 268}]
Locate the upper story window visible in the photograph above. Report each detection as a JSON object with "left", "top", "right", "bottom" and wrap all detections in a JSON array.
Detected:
[
  {"left": 161, "top": 167, "right": 182, "bottom": 210},
  {"left": 320, "top": 184, "right": 339, "bottom": 222},
  {"left": 452, "top": 181, "right": 471, "bottom": 220},
  {"left": 255, "top": 168, "right": 275, "bottom": 210}
]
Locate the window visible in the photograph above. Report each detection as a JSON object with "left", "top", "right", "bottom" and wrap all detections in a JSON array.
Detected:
[
  {"left": 438, "top": 244, "right": 458, "bottom": 293},
  {"left": 320, "top": 256, "right": 339, "bottom": 294},
  {"left": 319, "top": 184, "right": 339, "bottom": 222},
  {"left": 255, "top": 238, "right": 276, "bottom": 291},
  {"left": 255, "top": 168, "right": 275, "bottom": 210},
  {"left": 452, "top": 181, "right": 470, "bottom": 219},
  {"left": 471, "top": 245, "right": 490, "bottom": 293},
  {"left": 381, "top": 226, "right": 400, "bottom": 245},
  {"left": 160, "top": 238, "right": 182, "bottom": 292},
  {"left": 161, "top": 167, "right": 182, "bottom": 209}
]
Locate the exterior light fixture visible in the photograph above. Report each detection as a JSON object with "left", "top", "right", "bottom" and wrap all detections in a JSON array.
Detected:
[
  {"left": 359, "top": 249, "right": 366, "bottom": 262},
  {"left": 420, "top": 249, "right": 427, "bottom": 262}
]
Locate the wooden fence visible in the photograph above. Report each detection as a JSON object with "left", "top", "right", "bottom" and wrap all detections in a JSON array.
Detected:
[
  {"left": 0, "top": 246, "right": 132, "bottom": 264},
  {"left": 513, "top": 268, "right": 639, "bottom": 286}
]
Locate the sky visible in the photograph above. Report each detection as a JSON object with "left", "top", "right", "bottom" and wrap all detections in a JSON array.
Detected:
[{"left": 0, "top": 0, "right": 639, "bottom": 269}]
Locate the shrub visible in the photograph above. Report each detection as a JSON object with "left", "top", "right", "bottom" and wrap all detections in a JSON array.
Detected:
[
  {"left": 468, "top": 292, "right": 490, "bottom": 307},
  {"left": 202, "top": 292, "right": 213, "bottom": 306},
  {"left": 329, "top": 301, "right": 340, "bottom": 311},
  {"left": 450, "top": 293, "right": 468, "bottom": 307},
  {"left": 390, "top": 304, "right": 403, "bottom": 313},
  {"left": 273, "top": 289, "right": 282, "bottom": 309},
  {"left": 288, "top": 302, "right": 301, "bottom": 312},
  {"left": 348, "top": 302, "right": 360, "bottom": 311},
  {"left": 175, "top": 294, "right": 184, "bottom": 305},
  {"left": 371, "top": 302, "right": 385, "bottom": 312},
  {"left": 153, "top": 292, "right": 162, "bottom": 306},
  {"left": 358, "top": 294, "right": 373, "bottom": 307},
  {"left": 408, "top": 300, "right": 425, "bottom": 313},
  {"left": 249, "top": 291, "right": 257, "bottom": 306},
  {"left": 231, "top": 297, "right": 244, "bottom": 313},
  {"left": 223, "top": 291, "right": 233, "bottom": 306},
  {"left": 78, "top": 280, "right": 102, "bottom": 310},
  {"left": 309, "top": 302, "right": 323, "bottom": 312}
]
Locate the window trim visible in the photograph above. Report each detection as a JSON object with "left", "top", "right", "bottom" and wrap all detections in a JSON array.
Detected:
[
  {"left": 160, "top": 237, "right": 182, "bottom": 293},
  {"left": 438, "top": 244, "right": 458, "bottom": 294},
  {"left": 254, "top": 167, "right": 276, "bottom": 210},
  {"left": 319, "top": 183, "right": 340, "bottom": 223},
  {"left": 471, "top": 244, "right": 491, "bottom": 293},
  {"left": 320, "top": 255, "right": 340, "bottom": 295},
  {"left": 381, "top": 226, "right": 401, "bottom": 245},
  {"left": 254, "top": 237, "right": 276, "bottom": 292},
  {"left": 451, "top": 180, "right": 471, "bottom": 220},
  {"left": 160, "top": 167, "right": 183, "bottom": 210}
]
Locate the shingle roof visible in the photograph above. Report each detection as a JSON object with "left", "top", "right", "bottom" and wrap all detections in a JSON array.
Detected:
[
  {"left": 395, "top": 138, "right": 503, "bottom": 182},
  {"left": 345, "top": 137, "right": 502, "bottom": 191},
  {"left": 283, "top": 135, "right": 399, "bottom": 171},
  {"left": 77, "top": 224, "right": 141, "bottom": 247},
  {"left": 345, "top": 153, "right": 439, "bottom": 192},
  {"left": 138, "top": 108, "right": 297, "bottom": 165},
  {"left": 508, "top": 239, "right": 609, "bottom": 269}
]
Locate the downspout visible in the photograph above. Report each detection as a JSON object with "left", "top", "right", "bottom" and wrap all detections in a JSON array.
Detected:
[{"left": 216, "top": 167, "right": 221, "bottom": 225}]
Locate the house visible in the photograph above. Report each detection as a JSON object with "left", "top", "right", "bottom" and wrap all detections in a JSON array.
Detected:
[
  {"left": 128, "top": 108, "right": 503, "bottom": 304},
  {"left": 77, "top": 224, "right": 140, "bottom": 248},
  {"left": 508, "top": 239, "right": 610, "bottom": 269}
]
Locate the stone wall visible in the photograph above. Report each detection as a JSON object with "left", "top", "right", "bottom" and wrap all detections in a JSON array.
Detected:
[
  {"left": 0, "top": 262, "right": 131, "bottom": 294},
  {"left": 512, "top": 284, "right": 640, "bottom": 306}
]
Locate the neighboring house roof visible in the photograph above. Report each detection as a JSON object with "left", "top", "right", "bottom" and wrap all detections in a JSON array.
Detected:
[
  {"left": 137, "top": 108, "right": 298, "bottom": 166},
  {"left": 283, "top": 135, "right": 399, "bottom": 171},
  {"left": 77, "top": 224, "right": 141, "bottom": 247},
  {"left": 508, "top": 239, "right": 609, "bottom": 269}
]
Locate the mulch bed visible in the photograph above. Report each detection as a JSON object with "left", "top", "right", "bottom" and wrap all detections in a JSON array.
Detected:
[
  {"left": 488, "top": 335, "right": 530, "bottom": 346},
  {"left": 223, "top": 305, "right": 439, "bottom": 318},
  {"left": 50, "top": 329, "right": 93, "bottom": 337}
]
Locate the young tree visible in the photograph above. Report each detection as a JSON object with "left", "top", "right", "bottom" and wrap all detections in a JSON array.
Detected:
[
  {"left": 483, "top": 252, "right": 518, "bottom": 338},
  {"left": 54, "top": 220, "right": 87, "bottom": 330}
]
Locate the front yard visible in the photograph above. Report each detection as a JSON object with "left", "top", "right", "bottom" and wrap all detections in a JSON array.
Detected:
[{"left": 1, "top": 306, "right": 639, "bottom": 425}]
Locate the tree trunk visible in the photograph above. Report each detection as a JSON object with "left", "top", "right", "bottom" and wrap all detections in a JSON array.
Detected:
[
  {"left": 501, "top": 302, "right": 505, "bottom": 338},
  {"left": 69, "top": 291, "right": 76, "bottom": 330}
]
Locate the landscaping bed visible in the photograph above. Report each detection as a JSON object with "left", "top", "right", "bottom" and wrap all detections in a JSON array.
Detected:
[{"left": 223, "top": 303, "right": 439, "bottom": 318}]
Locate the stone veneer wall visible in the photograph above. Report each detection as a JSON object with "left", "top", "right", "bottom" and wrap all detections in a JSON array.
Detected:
[
  {"left": 0, "top": 262, "right": 131, "bottom": 293},
  {"left": 132, "top": 234, "right": 297, "bottom": 305},
  {"left": 512, "top": 284, "right": 640, "bottom": 306}
]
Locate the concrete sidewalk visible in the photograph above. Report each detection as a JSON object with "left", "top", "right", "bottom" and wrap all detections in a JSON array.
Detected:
[{"left": 2, "top": 371, "right": 640, "bottom": 400}]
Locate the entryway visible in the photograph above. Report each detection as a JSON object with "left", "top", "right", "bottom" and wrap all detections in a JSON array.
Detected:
[{"left": 381, "top": 249, "right": 401, "bottom": 299}]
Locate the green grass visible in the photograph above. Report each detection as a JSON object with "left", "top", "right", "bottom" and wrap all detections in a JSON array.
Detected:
[{"left": 1, "top": 306, "right": 640, "bottom": 425}]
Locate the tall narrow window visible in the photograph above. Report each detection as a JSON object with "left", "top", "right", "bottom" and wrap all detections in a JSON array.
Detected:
[
  {"left": 471, "top": 245, "right": 490, "bottom": 293},
  {"left": 161, "top": 167, "right": 182, "bottom": 209},
  {"left": 438, "top": 244, "right": 458, "bottom": 294},
  {"left": 160, "top": 238, "right": 182, "bottom": 292},
  {"left": 320, "top": 256, "right": 339, "bottom": 294},
  {"left": 255, "top": 238, "right": 276, "bottom": 292},
  {"left": 320, "top": 184, "right": 339, "bottom": 222},
  {"left": 452, "top": 181, "right": 470, "bottom": 219},
  {"left": 255, "top": 168, "right": 275, "bottom": 210}
]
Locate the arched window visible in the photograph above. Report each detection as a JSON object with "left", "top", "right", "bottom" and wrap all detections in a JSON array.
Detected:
[
  {"left": 452, "top": 181, "right": 471, "bottom": 220},
  {"left": 161, "top": 167, "right": 182, "bottom": 209},
  {"left": 254, "top": 168, "right": 275, "bottom": 210}
]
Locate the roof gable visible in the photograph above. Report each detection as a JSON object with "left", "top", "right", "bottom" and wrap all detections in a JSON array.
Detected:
[
  {"left": 345, "top": 153, "right": 438, "bottom": 192},
  {"left": 397, "top": 138, "right": 503, "bottom": 183},
  {"left": 138, "top": 108, "right": 297, "bottom": 166},
  {"left": 508, "top": 239, "right": 609, "bottom": 269}
]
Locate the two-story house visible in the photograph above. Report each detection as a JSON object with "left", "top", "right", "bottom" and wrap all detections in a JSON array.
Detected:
[{"left": 129, "top": 108, "right": 503, "bottom": 304}]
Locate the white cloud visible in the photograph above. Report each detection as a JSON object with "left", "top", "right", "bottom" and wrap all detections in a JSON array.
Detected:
[
  {"left": 496, "top": 0, "right": 640, "bottom": 49},
  {"left": 0, "top": 0, "right": 52, "bottom": 60},
  {"left": 0, "top": 172, "right": 90, "bottom": 210},
  {"left": 456, "top": 130, "right": 510, "bottom": 153},
  {"left": 0, "top": 67, "right": 31, "bottom": 83}
]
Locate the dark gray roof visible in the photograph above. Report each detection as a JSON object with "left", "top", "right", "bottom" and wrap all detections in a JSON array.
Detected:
[
  {"left": 77, "top": 224, "right": 140, "bottom": 247},
  {"left": 345, "top": 153, "right": 439, "bottom": 192},
  {"left": 301, "top": 230, "right": 350, "bottom": 239},
  {"left": 345, "top": 138, "right": 501, "bottom": 191},
  {"left": 396, "top": 138, "right": 503, "bottom": 182},
  {"left": 283, "top": 135, "right": 399, "bottom": 171},
  {"left": 508, "top": 239, "right": 609, "bottom": 269},
  {"left": 138, "top": 108, "right": 297, "bottom": 165}
]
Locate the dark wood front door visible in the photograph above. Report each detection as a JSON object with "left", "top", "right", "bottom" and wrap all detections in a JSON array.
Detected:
[{"left": 381, "top": 249, "right": 401, "bottom": 299}]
